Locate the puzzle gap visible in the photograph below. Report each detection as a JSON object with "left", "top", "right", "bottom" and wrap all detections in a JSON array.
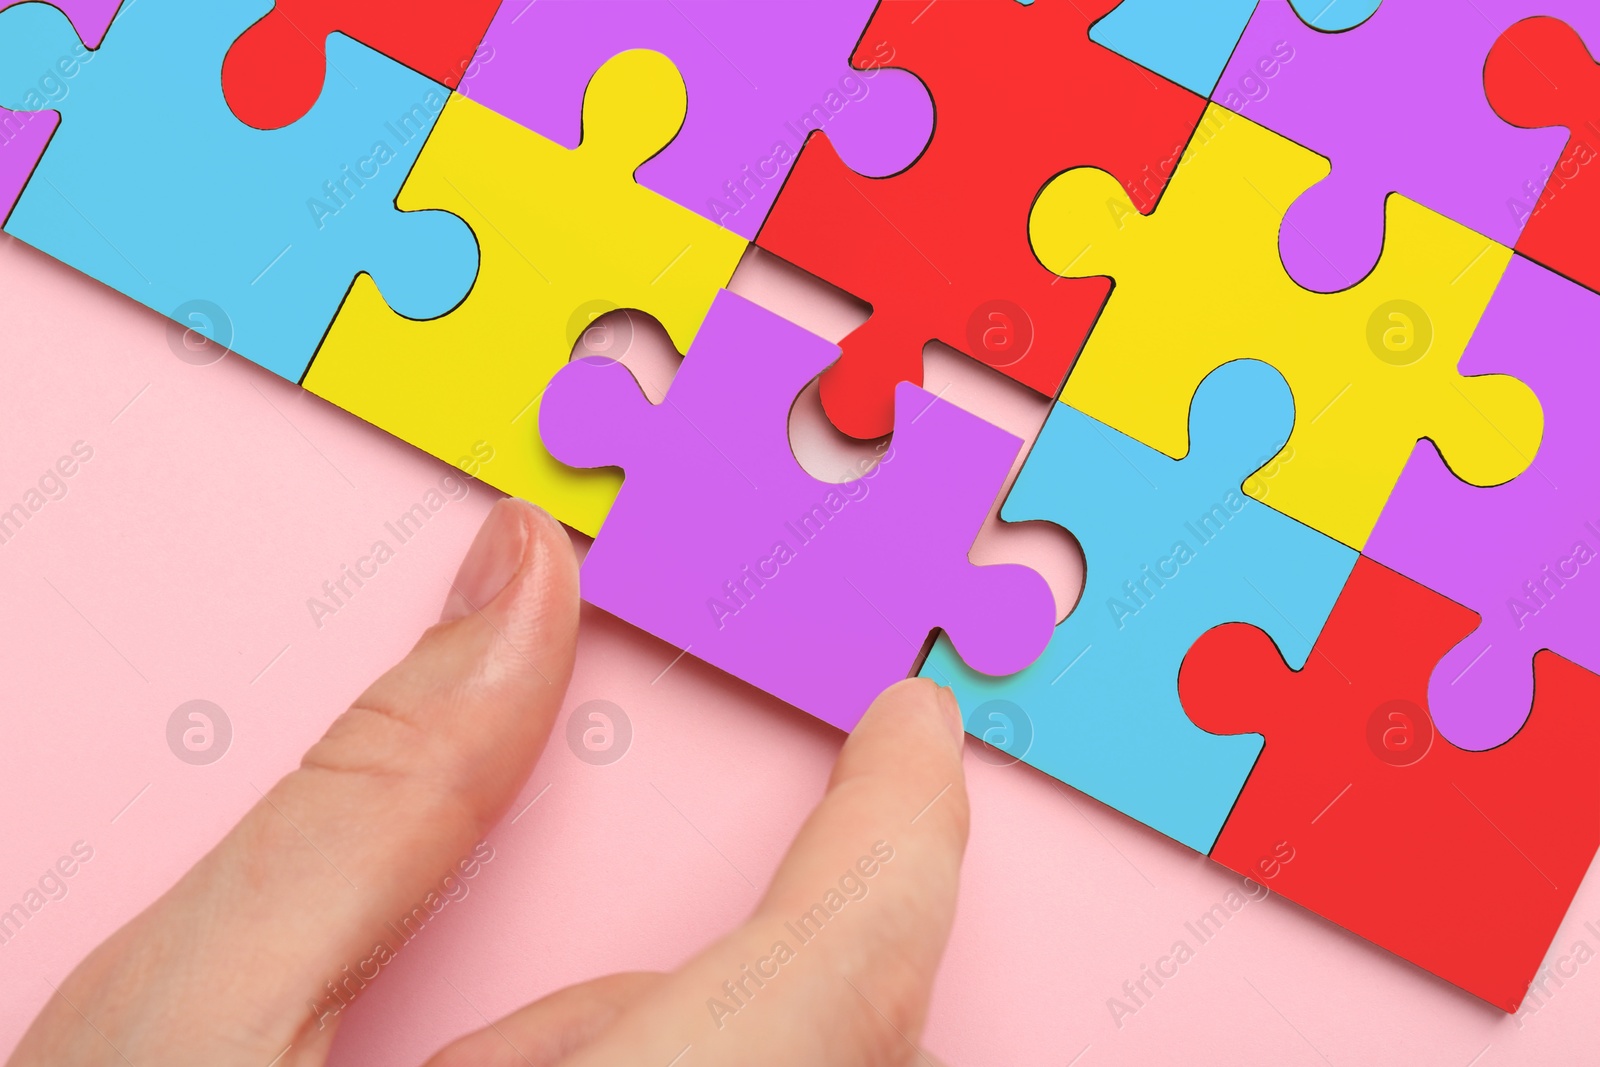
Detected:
[
  {"left": 569, "top": 308, "right": 681, "bottom": 406},
  {"left": 920, "top": 342, "right": 1084, "bottom": 625},
  {"left": 728, "top": 244, "right": 871, "bottom": 344},
  {"left": 786, "top": 374, "right": 888, "bottom": 485}
]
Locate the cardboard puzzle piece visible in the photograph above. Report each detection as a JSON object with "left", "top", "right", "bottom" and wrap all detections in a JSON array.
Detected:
[
  {"left": 302, "top": 51, "right": 747, "bottom": 538},
  {"left": 221, "top": 0, "right": 502, "bottom": 129},
  {"left": 1216, "top": 1, "right": 1600, "bottom": 293},
  {"left": 1180, "top": 556, "right": 1600, "bottom": 1012},
  {"left": 1486, "top": 16, "right": 1600, "bottom": 295},
  {"left": 1089, "top": 0, "right": 1378, "bottom": 97},
  {"left": 540, "top": 289, "right": 1056, "bottom": 732},
  {"left": 921, "top": 359, "right": 1358, "bottom": 853},
  {"left": 1035, "top": 104, "right": 1541, "bottom": 552},
  {"left": 1366, "top": 256, "right": 1597, "bottom": 752},
  {"left": 756, "top": 0, "right": 1207, "bottom": 440},
  {"left": 0, "top": 0, "right": 476, "bottom": 382},
  {"left": 0, "top": 0, "right": 120, "bottom": 220},
  {"left": 460, "top": 0, "right": 933, "bottom": 241}
]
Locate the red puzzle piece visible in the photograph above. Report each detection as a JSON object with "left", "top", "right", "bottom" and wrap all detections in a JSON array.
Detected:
[
  {"left": 756, "top": 0, "right": 1206, "bottom": 439},
  {"left": 221, "top": 0, "right": 501, "bottom": 129},
  {"left": 1179, "top": 557, "right": 1600, "bottom": 1012},
  {"left": 1486, "top": 16, "right": 1600, "bottom": 293}
]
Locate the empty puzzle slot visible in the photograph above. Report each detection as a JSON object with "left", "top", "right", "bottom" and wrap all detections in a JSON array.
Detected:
[{"left": 568, "top": 308, "right": 682, "bottom": 405}]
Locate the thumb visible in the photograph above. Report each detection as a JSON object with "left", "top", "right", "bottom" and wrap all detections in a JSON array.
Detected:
[
  {"left": 9, "top": 498, "right": 580, "bottom": 1067},
  {"left": 555, "top": 678, "right": 971, "bottom": 1067}
]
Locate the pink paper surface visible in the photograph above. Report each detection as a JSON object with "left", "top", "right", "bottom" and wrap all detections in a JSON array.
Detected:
[{"left": 0, "top": 233, "right": 1595, "bottom": 1064}]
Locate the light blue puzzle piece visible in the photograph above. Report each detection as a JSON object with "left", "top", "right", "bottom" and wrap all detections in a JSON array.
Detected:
[
  {"left": 921, "top": 360, "right": 1357, "bottom": 853},
  {"left": 0, "top": 0, "right": 476, "bottom": 381},
  {"left": 1090, "top": 0, "right": 1381, "bottom": 95}
]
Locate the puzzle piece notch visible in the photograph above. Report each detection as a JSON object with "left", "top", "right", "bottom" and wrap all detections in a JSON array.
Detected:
[
  {"left": 541, "top": 289, "right": 1056, "bottom": 731},
  {"left": 1033, "top": 103, "right": 1541, "bottom": 552},
  {"left": 862, "top": 385, "right": 1060, "bottom": 681},
  {"left": 1214, "top": 0, "right": 1585, "bottom": 294},
  {"left": 757, "top": 0, "right": 1208, "bottom": 440},
  {"left": 301, "top": 49, "right": 747, "bottom": 537},
  {"left": 1089, "top": 0, "right": 1380, "bottom": 96},
  {"left": 221, "top": 0, "right": 502, "bottom": 129},
  {"left": 1180, "top": 556, "right": 1600, "bottom": 1012},
  {"left": 922, "top": 358, "right": 1358, "bottom": 853},
  {"left": 0, "top": 0, "right": 478, "bottom": 382},
  {"left": 1364, "top": 254, "right": 1600, "bottom": 752},
  {"left": 0, "top": 0, "right": 121, "bottom": 220},
  {"left": 1485, "top": 16, "right": 1600, "bottom": 295},
  {"left": 459, "top": 0, "right": 934, "bottom": 240}
]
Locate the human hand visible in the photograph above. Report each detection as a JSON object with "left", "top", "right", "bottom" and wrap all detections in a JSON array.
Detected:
[{"left": 9, "top": 498, "right": 970, "bottom": 1066}]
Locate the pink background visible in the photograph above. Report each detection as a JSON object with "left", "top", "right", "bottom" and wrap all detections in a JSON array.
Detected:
[{"left": 0, "top": 230, "right": 1596, "bottom": 1064}]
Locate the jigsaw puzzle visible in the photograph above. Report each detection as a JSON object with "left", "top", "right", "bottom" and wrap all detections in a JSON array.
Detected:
[
  {"left": 1217, "top": 1, "right": 1600, "bottom": 293},
  {"left": 0, "top": 0, "right": 120, "bottom": 220},
  {"left": 755, "top": 0, "right": 1208, "bottom": 440},
  {"left": 0, "top": 0, "right": 477, "bottom": 381},
  {"left": 459, "top": 0, "right": 934, "bottom": 240},
  {"left": 4, "top": 0, "right": 1599, "bottom": 1016},
  {"left": 921, "top": 360, "right": 1357, "bottom": 853},
  {"left": 302, "top": 49, "right": 747, "bottom": 537},
  {"left": 1089, "top": 0, "right": 1379, "bottom": 96},
  {"left": 1486, "top": 15, "right": 1600, "bottom": 295},
  {"left": 1366, "top": 255, "right": 1595, "bottom": 752},
  {"left": 221, "top": 0, "right": 503, "bottom": 129},
  {"left": 1034, "top": 103, "right": 1542, "bottom": 552},
  {"left": 1180, "top": 556, "right": 1600, "bottom": 1013},
  {"left": 540, "top": 289, "right": 1056, "bottom": 732}
]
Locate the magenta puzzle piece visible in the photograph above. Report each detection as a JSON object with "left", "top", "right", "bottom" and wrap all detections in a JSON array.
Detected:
[
  {"left": 0, "top": 0, "right": 121, "bottom": 220},
  {"left": 459, "top": 0, "right": 934, "bottom": 240},
  {"left": 1215, "top": 1, "right": 1600, "bottom": 292},
  {"left": 1366, "top": 255, "right": 1599, "bottom": 752},
  {"left": 540, "top": 290, "right": 1055, "bottom": 731}
]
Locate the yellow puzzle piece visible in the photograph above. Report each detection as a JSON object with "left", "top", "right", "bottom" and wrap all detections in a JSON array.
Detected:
[
  {"left": 1032, "top": 104, "right": 1541, "bottom": 550},
  {"left": 304, "top": 49, "right": 747, "bottom": 536}
]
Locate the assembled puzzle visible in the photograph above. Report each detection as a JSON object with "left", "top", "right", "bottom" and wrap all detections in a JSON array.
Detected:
[{"left": 2, "top": 0, "right": 1597, "bottom": 1015}]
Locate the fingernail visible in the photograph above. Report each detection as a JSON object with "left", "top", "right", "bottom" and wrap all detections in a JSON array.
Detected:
[
  {"left": 440, "top": 498, "right": 530, "bottom": 624},
  {"left": 937, "top": 685, "right": 966, "bottom": 749}
]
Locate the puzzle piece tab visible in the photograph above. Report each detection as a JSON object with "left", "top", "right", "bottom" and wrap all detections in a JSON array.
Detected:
[
  {"left": 0, "top": 0, "right": 476, "bottom": 382},
  {"left": 1035, "top": 104, "right": 1540, "bottom": 551},
  {"left": 1090, "top": 0, "right": 1379, "bottom": 97},
  {"left": 1486, "top": 16, "right": 1600, "bottom": 296},
  {"left": 1180, "top": 556, "right": 1600, "bottom": 1012},
  {"left": 0, "top": 0, "right": 120, "bottom": 221},
  {"left": 460, "top": 0, "right": 932, "bottom": 241},
  {"left": 1216, "top": 1, "right": 1598, "bottom": 292},
  {"left": 221, "top": 0, "right": 502, "bottom": 129},
  {"left": 756, "top": 0, "right": 1208, "bottom": 440},
  {"left": 541, "top": 290, "right": 1056, "bottom": 732},
  {"left": 1366, "top": 255, "right": 1597, "bottom": 751},
  {"left": 921, "top": 360, "right": 1358, "bottom": 853},
  {"left": 302, "top": 51, "right": 747, "bottom": 537}
]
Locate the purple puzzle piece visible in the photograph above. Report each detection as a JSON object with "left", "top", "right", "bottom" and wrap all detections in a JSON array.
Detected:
[
  {"left": 1216, "top": 1, "right": 1600, "bottom": 293},
  {"left": 460, "top": 0, "right": 934, "bottom": 240},
  {"left": 541, "top": 290, "right": 1055, "bottom": 731},
  {"left": 0, "top": 0, "right": 121, "bottom": 220},
  {"left": 1367, "top": 255, "right": 1599, "bottom": 752}
]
